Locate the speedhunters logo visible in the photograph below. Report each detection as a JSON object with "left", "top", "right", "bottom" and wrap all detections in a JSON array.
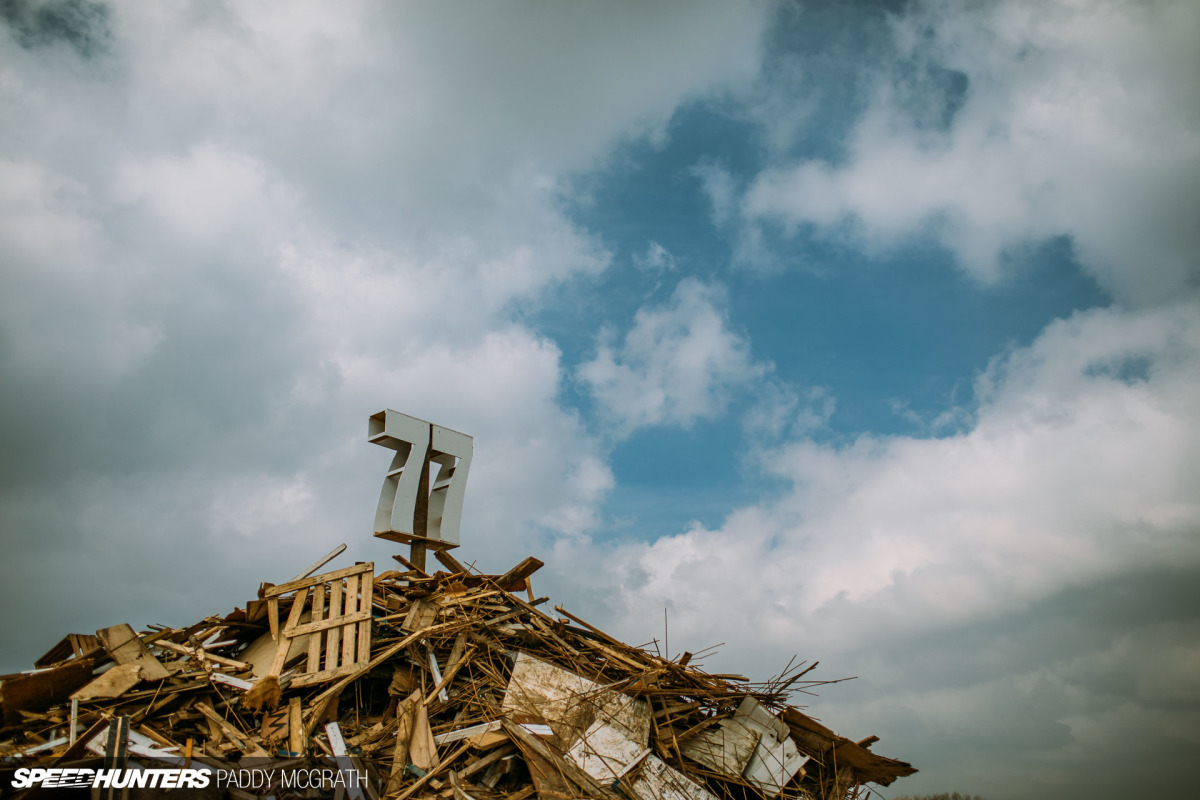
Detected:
[
  {"left": 9, "top": 765, "right": 370, "bottom": 793},
  {"left": 11, "top": 768, "right": 210, "bottom": 789}
]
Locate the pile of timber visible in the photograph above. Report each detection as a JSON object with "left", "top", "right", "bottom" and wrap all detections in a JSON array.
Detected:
[{"left": 0, "top": 548, "right": 916, "bottom": 800}]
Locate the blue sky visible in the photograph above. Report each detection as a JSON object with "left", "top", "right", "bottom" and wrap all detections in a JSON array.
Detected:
[{"left": 2, "top": 2, "right": 1198, "bottom": 798}]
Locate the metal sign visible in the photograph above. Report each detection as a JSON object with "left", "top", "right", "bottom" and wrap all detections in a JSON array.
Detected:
[{"left": 369, "top": 410, "right": 472, "bottom": 562}]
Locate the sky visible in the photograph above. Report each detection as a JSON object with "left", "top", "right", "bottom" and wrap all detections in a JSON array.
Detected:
[{"left": 1, "top": 0, "right": 1198, "bottom": 797}]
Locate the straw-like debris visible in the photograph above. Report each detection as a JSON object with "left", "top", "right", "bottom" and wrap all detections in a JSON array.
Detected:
[{"left": 0, "top": 548, "right": 916, "bottom": 800}]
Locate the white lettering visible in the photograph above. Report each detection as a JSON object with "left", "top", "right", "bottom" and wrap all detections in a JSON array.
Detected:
[{"left": 11, "top": 767, "right": 34, "bottom": 791}]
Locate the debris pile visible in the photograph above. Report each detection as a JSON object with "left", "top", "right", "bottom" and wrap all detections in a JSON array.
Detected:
[{"left": 1, "top": 548, "right": 916, "bottom": 799}]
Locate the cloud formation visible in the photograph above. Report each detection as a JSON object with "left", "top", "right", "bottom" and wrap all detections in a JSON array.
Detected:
[
  {"left": 560, "top": 299, "right": 1200, "bottom": 796},
  {"left": 579, "top": 279, "right": 768, "bottom": 436},
  {"left": 742, "top": 0, "right": 1200, "bottom": 305}
]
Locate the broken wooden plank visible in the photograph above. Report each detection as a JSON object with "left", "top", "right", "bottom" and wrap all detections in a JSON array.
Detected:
[
  {"left": 389, "top": 740, "right": 472, "bottom": 800},
  {"left": 0, "top": 659, "right": 94, "bottom": 725},
  {"left": 408, "top": 700, "right": 439, "bottom": 771},
  {"left": 493, "top": 557, "right": 543, "bottom": 591},
  {"left": 262, "top": 706, "right": 289, "bottom": 742},
  {"left": 96, "top": 624, "right": 171, "bottom": 681},
  {"left": 156, "top": 639, "right": 251, "bottom": 671},
  {"left": 457, "top": 743, "right": 516, "bottom": 780},
  {"left": 34, "top": 633, "right": 101, "bottom": 668},
  {"left": 403, "top": 598, "right": 440, "bottom": 632},
  {"left": 434, "top": 549, "right": 469, "bottom": 574},
  {"left": 292, "top": 542, "right": 348, "bottom": 581},
  {"left": 388, "top": 690, "right": 421, "bottom": 788},
  {"left": 284, "top": 696, "right": 304, "bottom": 755},
  {"left": 501, "top": 718, "right": 619, "bottom": 800},
  {"left": 71, "top": 663, "right": 142, "bottom": 701},
  {"left": 433, "top": 719, "right": 502, "bottom": 745},
  {"left": 780, "top": 707, "right": 917, "bottom": 787},
  {"left": 211, "top": 673, "right": 256, "bottom": 692},
  {"left": 195, "top": 701, "right": 269, "bottom": 758}
]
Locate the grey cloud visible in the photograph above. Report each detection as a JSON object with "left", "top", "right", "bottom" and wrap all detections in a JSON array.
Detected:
[
  {"left": 826, "top": 564, "right": 1200, "bottom": 799},
  {"left": 1, "top": 0, "right": 110, "bottom": 58}
]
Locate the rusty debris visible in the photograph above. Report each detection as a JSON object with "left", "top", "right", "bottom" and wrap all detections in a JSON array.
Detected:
[{"left": 0, "top": 548, "right": 915, "bottom": 799}]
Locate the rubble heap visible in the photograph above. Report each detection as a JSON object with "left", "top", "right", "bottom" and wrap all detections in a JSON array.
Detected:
[{"left": 0, "top": 549, "right": 916, "bottom": 799}]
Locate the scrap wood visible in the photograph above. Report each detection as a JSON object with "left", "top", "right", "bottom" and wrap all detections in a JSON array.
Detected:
[
  {"left": 34, "top": 633, "right": 101, "bottom": 668},
  {"left": 434, "top": 549, "right": 470, "bottom": 575},
  {"left": 390, "top": 741, "right": 472, "bottom": 800},
  {"left": 96, "top": 624, "right": 171, "bottom": 681},
  {"left": 1, "top": 550, "right": 914, "bottom": 800},
  {"left": 780, "top": 707, "right": 916, "bottom": 787},
  {"left": 491, "top": 557, "right": 543, "bottom": 592},
  {"left": 71, "top": 663, "right": 142, "bottom": 701},
  {"left": 292, "top": 543, "right": 348, "bottom": 582},
  {"left": 0, "top": 658, "right": 94, "bottom": 726},
  {"left": 387, "top": 690, "right": 421, "bottom": 792},
  {"left": 157, "top": 639, "right": 252, "bottom": 671},
  {"left": 408, "top": 699, "right": 439, "bottom": 771},
  {"left": 501, "top": 717, "right": 619, "bottom": 800},
  {"left": 195, "top": 701, "right": 270, "bottom": 758}
]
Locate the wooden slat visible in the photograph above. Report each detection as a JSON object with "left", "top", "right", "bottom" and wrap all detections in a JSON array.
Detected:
[
  {"left": 288, "top": 696, "right": 304, "bottom": 755},
  {"left": 262, "top": 561, "right": 373, "bottom": 598},
  {"left": 285, "top": 609, "right": 371, "bottom": 639},
  {"left": 341, "top": 574, "right": 359, "bottom": 667},
  {"left": 269, "top": 587, "right": 309, "bottom": 677},
  {"left": 289, "top": 662, "right": 365, "bottom": 688},
  {"left": 307, "top": 583, "right": 325, "bottom": 672},
  {"left": 357, "top": 583, "right": 372, "bottom": 665},
  {"left": 291, "top": 543, "right": 347, "bottom": 582},
  {"left": 326, "top": 579, "right": 342, "bottom": 671},
  {"left": 268, "top": 597, "right": 280, "bottom": 641}
]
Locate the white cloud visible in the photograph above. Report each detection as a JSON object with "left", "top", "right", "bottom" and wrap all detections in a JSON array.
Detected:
[
  {"left": 741, "top": 0, "right": 1200, "bottom": 305},
  {"left": 691, "top": 159, "right": 738, "bottom": 227},
  {"left": 633, "top": 240, "right": 676, "bottom": 274},
  {"left": 743, "top": 383, "right": 834, "bottom": 440},
  {"left": 579, "top": 278, "right": 769, "bottom": 436},
  {"left": 113, "top": 144, "right": 299, "bottom": 243}
]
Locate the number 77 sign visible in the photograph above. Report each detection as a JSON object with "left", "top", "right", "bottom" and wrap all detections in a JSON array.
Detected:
[{"left": 368, "top": 409, "right": 473, "bottom": 549}]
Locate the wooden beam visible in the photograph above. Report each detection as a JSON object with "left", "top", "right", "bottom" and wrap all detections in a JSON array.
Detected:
[
  {"left": 494, "top": 557, "right": 543, "bottom": 591},
  {"left": 292, "top": 543, "right": 347, "bottom": 582}
]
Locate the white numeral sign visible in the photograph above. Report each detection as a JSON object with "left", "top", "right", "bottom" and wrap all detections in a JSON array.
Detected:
[{"left": 368, "top": 409, "right": 472, "bottom": 548}]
